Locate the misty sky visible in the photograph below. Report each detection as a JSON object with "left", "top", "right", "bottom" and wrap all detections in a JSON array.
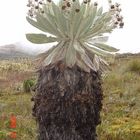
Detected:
[{"left": 0, "top": 0, "right": 140, "bottom": 53}]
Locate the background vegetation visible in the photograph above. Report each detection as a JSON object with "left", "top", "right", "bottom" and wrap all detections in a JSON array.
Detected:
[{"left": 0, "top": 55, "right": 140, "bottom": 140}]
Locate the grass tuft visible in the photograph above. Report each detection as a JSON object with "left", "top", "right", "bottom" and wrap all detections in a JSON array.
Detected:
[{"left": 126, "top": 59, "right": 140, "bottom": 74}]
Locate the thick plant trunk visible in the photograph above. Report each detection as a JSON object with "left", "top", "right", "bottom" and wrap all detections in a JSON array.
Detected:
[{"left": 32, "top": 62, "right": 103, "bottom": 140}]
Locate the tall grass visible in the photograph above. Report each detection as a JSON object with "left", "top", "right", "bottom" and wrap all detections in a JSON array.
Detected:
[{"left": 126, "top": 59, "right": 140, "bottom": 74}]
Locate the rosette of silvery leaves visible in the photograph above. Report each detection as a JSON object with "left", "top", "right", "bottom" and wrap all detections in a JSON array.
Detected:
[{"left": 26, "top": 0, "right": 124, "bottom": 73}]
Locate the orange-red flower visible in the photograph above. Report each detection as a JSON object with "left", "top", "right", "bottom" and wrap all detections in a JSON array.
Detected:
[
  {"left": 9, "top": 131, "right": 17, "bottom": 138},
  {"left": 10, "top": 114, "right": 16, "bottom": 128}
]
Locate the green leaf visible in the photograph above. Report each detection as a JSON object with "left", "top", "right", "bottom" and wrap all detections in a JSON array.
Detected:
[
  {"left": 50, "top": 41, "right": 67, "bottom": 64},
  {"left": 72, "top": 3, "right": 86, "bottom": 37},
  {"left": 93, "top": 54, "right": 100, "bottom": 70},
  {"left": 101, "top": 25, "right": 114, "bottom": 34},
  {"left": 76, "top": 55, "right": 91, "bottom": 73},
  {"left": 26, "top": 17, "right": 48, "bottom": 33},
  {"left": 87, "top": 36, "right": 109, "bottom": 44},
  {"left": 26, "top": 33, "right": 58, "bottom": 44},
  {"left": 36, "top": 13, "right": 60, "bottom": 37},
  {"left": 80, "top": 52, "right": 95, "bottom": 70},
  {"left": 95, "top": 12, "right": 108, "bottom": 23},
  {"left": 80, "top": 5, "right": 97, "bottom": 38},
  {"left": 74, "top": 3, "right": 87, "bottom": 38},
  {"left": 83, "top": 42, "right": 112, "bottom": 57},
  {"left": 44, "top": 41, "right": 65, "bottom": 65},
  {"left": 65, "top": 41, "right": 76, "bottom": 67},
  {"left": 74, "top": 41, "right": 85, "bottom": 54},
  {"left": 75, "top": 43, "right": 98, "bottom": 72},
  {"left": 51, "top": 2, "right": 67, "bottom": 37},
  {"left": 93, "top": 43, "right": 119, "bottom": 52},
  {"left": 52, "top": 42, "right": 67, "bottom": 62},
  {"left": 86, "top": 22, "right": 104, "bottom": 38},
  {"left": 43, "top": 6, "right": 64, "bottom": 37},
  {"left": 98, "top": 56, "right": 109, "bottom": 72},
  {"left": 96, "top": 7, "right": 103, "bottom": 16},
  {"left": 83, "top": 11, "right": 113, "bottom": 39},
  {"left": 36, "top": 45, "right": 57, "bottom": 64}
]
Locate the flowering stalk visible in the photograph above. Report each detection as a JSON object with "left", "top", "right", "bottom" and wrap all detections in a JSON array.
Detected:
[{"left": 27, "top": 0, "right": 124, "bottom": 28}]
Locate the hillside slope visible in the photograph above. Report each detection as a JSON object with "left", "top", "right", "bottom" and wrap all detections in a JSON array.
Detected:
[{"left": 0, "top": 44, "right": 34, "bottom": 59}]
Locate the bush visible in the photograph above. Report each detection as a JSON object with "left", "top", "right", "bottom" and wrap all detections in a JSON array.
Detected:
[
  {"left": 127, "top": 59, "right": 140, "bottom": 74},
  {"left": 23, "top": 79, "right": 35, "bottom": 93}
]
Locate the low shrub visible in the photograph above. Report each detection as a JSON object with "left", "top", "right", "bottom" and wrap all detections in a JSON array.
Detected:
[{"left": 23, "top": 79, "right": 36, "bottom": 93}]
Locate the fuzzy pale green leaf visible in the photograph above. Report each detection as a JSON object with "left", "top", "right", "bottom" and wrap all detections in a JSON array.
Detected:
[
  {"left": 93, "top": 43, "right": 119, "bottom": 52},
  {"left": 36, "top": 13, "right": 61, "bottom": 37},
  {"left": 51, "top": 2, "right": 67, "bottom": 37},
  {"left": 44, "top": 41, "right": 65, "bottom": 65},
  {"left": 26, "top": 17, "right": 48, "bottom": 33},
  {"left": 43, "top": 6, "right": 64, "bottom": 37},
  {"left": 84, "top": 43, "right": 113, "bottom": 57},
  {"left": 76, "top": 57, "right": 90, "bottom": 73},
  {"left": 80, "top": 5, "right": 97, "bottom": 38},
  {"left": 26, "top": 33, "right": 58, "bottom": 44},
  {"left": 65, "top": 42, "right": 76, "bottom": 67},
  {"left": 97, "top": 7, "right": 103, "bottom": 16},
  {"left": 72, "top": 3, "right": 86, "bottom": 37}
]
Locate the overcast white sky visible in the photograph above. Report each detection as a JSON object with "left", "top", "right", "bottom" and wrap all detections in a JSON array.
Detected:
[{"left": 0, "top": 0, "right": 139, "bottom": 53}]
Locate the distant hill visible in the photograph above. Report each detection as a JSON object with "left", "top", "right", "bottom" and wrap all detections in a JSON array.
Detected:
[
  {"left": 0, "top": 44, "right": 34, "bottom": 60},
  {"left": 0, "top": 41, "right": 54, "bottom": 60}
]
